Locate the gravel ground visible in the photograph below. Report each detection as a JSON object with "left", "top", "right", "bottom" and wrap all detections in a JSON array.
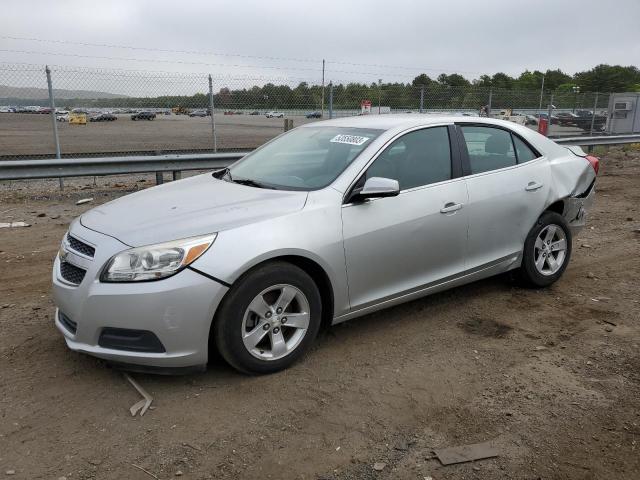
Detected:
[{"left": 0, "top": 147, "right": 639, "bottom": 479}]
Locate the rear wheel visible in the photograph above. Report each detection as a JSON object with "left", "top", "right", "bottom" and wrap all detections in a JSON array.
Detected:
[
  {"left": 516, "top": 211, "right": 572, "bottom": 288},
  {"left": 213, "top": 262, "right": 322, "bottom": 374}
]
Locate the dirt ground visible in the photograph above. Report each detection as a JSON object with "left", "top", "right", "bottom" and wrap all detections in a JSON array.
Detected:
[
  {"left": 0, "top": 147, "right": 639, "bottom": 480},
  {"left": 0, "top": 113, "right": 585, "bottom": 159}
]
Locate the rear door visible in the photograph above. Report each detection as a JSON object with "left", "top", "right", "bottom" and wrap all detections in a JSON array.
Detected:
[
  {"left": 456, "top": 124, "right": 551, "bottom": 270},
  {"left": 341, "top": 125, "right": 469, "bottom": 310}
]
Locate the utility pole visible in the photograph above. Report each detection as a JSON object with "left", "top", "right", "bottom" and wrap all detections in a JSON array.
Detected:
[
  {"left": 320, "top": 59, "right": 325, "bottom": 119},
  {"left": 538, "top": 74, "right": 545, "bottom": 114}
]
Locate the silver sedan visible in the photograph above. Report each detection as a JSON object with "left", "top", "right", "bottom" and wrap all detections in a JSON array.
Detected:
[{"left": 52, "top": 115, "right": 597, "bottom": 374}]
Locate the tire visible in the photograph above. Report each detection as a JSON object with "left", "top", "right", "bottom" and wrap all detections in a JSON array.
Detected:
[
  {"left": 213, "top": 262, "right": 322, "bottom": 374},
  {"left": 516, "top": 211, "right": 572, "bottom": 288}
]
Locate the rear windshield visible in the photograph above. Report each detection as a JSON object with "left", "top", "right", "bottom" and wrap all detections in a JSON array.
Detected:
[{"left": 230, "top": 126, "right": 383, "bottom": 190}]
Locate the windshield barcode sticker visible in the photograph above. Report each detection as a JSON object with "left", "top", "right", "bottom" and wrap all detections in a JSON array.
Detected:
[{"left": 330, "top": 134, "right": 370, "bottom": 146}]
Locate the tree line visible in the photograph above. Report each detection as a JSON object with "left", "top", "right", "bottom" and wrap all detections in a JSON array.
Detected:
[{"left": 4, "top": 64, "right": 638, "bottom": 111}]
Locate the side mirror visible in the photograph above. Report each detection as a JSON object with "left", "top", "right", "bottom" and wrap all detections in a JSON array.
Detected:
[{"left": 349, "top": 177, "right": 400, "bottom": 203}]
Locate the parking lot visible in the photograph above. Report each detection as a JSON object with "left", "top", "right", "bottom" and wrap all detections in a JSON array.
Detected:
[
  {"left": 0, "top": 146, "right": 639, "bottom": 479},
  {"left": 0, "top": 112, "right": 589, "bottom": 159}
]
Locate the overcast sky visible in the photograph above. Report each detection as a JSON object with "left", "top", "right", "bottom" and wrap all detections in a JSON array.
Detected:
[{"left": 1, "top": 0, "right": 639, "bottom": 89}]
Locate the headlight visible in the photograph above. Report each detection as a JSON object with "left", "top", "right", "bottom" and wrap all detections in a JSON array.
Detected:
[{"left": 101, "top": 234, "right": 216, "bottom": 282}]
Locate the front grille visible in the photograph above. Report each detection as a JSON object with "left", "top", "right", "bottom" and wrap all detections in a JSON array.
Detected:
[
  {"left": 67, "top": 234, "right": 95, "bottom": 257},
  {"left": 58, "top": 311, "right": 77, "bottom": 334},
  {"left": 60, "top": 262, "right": 86, "bottom": 285}
]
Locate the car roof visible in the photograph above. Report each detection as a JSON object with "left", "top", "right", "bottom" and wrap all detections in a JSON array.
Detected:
[{"left": 300, "top": 114, "right": 517, "bottom": 131}]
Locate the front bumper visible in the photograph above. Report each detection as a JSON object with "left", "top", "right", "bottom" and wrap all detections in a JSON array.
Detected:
[{"left": 52, "top": 220, "right": 228, "bottom": 369}]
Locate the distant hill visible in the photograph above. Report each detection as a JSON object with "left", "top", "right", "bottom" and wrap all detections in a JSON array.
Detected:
[{"left": 0, "top": 85, "right": 127, "bottom": 100}]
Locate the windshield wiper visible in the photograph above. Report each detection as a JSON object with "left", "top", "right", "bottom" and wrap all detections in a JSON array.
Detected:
[{"left": 232, "top": 177, "right": 276, "bottom": 189}]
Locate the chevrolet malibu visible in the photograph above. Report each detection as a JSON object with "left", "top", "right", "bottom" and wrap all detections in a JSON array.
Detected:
[{"left": 53, "top": 115, "right": 597, "bottom": 374}]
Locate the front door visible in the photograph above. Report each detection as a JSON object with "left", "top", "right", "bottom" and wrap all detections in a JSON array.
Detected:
[{"left": 342, "top": 125, "right": 469, "bottom": 310}]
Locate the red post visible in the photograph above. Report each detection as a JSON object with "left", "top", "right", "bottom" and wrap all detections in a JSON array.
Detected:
[{"left": 537, "top": 118, "right": 548, "bottom": 136}]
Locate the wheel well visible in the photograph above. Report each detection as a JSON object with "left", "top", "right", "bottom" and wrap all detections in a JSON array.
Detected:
[
  {"left": 545, "top": 200, "right": 565, "bottom": 216},
  {"left": 276, "top": 255, "right": 335, "bottom": 331}
]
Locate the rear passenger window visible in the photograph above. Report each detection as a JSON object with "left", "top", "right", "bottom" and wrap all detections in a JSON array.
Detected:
[
  {"left": 513, "top": 135, "right": 538, "bottom": 163},
  {"left": 366, "top": 127, "right": 451, "bottom": 190},
  {"left": 461, "top": 126, "right": 516, "bottom": 174}
]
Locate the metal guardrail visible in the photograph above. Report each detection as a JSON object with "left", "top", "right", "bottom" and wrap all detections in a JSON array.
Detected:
[
  {"left": 1, "top": 134, "right": 639, "bottom": 182},
  {"left": 0, "top": 152, "right": 249, "bottom": 181},
  {"left": 553, "top": 134, "right": 640, "bottom": 146}
]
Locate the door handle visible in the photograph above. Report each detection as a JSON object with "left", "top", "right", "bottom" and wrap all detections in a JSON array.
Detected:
[
  {"left": 525, "top": 181, "right": 543, "bottom": 191},
  {"left": 440, "top": 202, "right": 463, "bottom": 214}
]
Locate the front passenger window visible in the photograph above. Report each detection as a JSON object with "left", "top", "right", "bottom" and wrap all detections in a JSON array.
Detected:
[
  {"left": 366, "top": 127, "right": 452, "bottom": 190},
  {"left": 460, "top": 126, "right": 516, "bottom": 174}
]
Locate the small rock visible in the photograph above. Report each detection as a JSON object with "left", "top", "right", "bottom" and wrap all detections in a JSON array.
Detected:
[
  {"left": 586, "top": 272, "right": 597, "bottom": 279},
  {"left": 473, "top": 466, "right": 481, "bottom": 471},
  {"left": 587, "top": 361, "right": 593, "bottom": 366},
  {"left": 88, "top": 458, "right": 102, "bottom": 466},
  {"left": 175, "top": 471, "right": 183, "bottom": 477},
  {"left": 50, "top": 214, "right": 61, "bottom": 219},
  {"left": 534, "top": 346, "right": 547, "bottom": 351},
  {"left": 75, "top": 198, "right": 93, "bottom": 205},
  {"left": 394, "top": 441, "right": 409, "bottom": 451},
  {"left": 526, "top": 394, "right": 534, "bottom": 400},
  {"left": 5, "top": 471, "right": 16, "bottom": 476},
  {"left": 605, "top": 326, "right": 614, "bottom": 333},
  {"left": 36, "top": 213, "right": 46, "bottom": 217},
  {"left": 373, "top": 462, "right": 386, "bottom": 471},
  {"left": 581, "top": 243, "right": 592, "bottom": 248},
  {"left": 591, "top": 296, "right": 611, "bottom": 302}
]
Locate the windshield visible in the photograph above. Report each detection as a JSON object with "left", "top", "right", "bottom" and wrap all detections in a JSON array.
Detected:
[{"left": 229, "top": 126, "right": 383, "bottom": 190}]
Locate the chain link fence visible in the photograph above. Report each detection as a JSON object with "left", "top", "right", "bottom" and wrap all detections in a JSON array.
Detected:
[{"left": 0, "top": 63, "right": 613, "bottom": 161}]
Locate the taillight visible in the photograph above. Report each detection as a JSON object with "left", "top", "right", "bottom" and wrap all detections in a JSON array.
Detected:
[{"left": 585, "top": 155, "right": 599, "bottom": 175}]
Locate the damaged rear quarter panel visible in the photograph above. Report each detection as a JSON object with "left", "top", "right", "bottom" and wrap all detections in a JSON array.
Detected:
[{"left": 548, "top": 149, "right": 597, "bottom": 231}]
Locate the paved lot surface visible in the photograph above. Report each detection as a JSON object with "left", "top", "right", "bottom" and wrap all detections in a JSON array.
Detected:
[
  {"left": 0, "top": 113, "right": 317, "bottom": 157},
  {"left": 0, "top": 113, "right": 587, "bottom": 159},
  {"left": 0, "top": 147, "right": 639, "bottom": 479}
]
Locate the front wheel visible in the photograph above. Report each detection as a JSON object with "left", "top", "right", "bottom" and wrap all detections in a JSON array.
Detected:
[
  {"left": 213, "top": 262, "right": 322, "bottom": 374},
  {"left": 516, "top": 211, "right": 572, "bottom": 288}
]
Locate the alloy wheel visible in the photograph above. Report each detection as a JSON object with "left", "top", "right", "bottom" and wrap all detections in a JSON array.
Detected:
[
  {"left": 533, "top": 224, "right": 567, "bottom": 276},
  {"left": 241, "top": 284, "right": 310, "bottom": 361}
]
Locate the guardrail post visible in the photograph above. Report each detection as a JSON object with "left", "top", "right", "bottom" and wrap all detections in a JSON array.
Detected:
[
  {"left": 155, "top": 172, "right": 164, "bottom": 185},
  {"left": 45, "top": 65, "right": 63, "bottom": 190},
  {"left": 172, "top": 171, "right": 181, "bottom": 181},
  {"left": 328, "top": 82, "right": 334, "bottom": 119},
  {"left": 208, "top": 74, "right": 217, "bottom": 152},
  {"left": 284, "top": 118, "right": 293, "bottom": 132},
  {"left": 419, "top": 85, "right": 425, "bottom": 113}
]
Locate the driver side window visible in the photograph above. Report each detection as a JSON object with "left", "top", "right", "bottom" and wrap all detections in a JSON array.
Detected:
[{"left": 366, "top": 127, "right": 452, "bottom": 190}]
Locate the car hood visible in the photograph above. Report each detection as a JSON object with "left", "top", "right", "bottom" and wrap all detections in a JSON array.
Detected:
[{"left": 81, "top": 173, "right": 308, "bottom": 246}]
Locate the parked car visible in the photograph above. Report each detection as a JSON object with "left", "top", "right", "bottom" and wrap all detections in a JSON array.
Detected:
[
  {"left": 131, "top": 111, "right": 156, "bottom": 121},
  {"left": 189, "top": 109, "right": 210, "bottom": 117},
  {"left": 534, "top": 113, "right": 560, "bottom": 125},
  {"left": 555, "top": 112, "right": 579, "bottom": 127},
  {"left": 249, "top": 111, "right": 260, "bottom": 115},
  {"left": 574, "top": 110, "right": 607, "bottom": 132},
  {"left": 56, "top": 114, "right": 69, "bottom": 122},
  {"left": 306, "top": 111, "right": 322, "bottom": 119},
  {"left": 265, "top": 111, "right": 284, "bottom": 118},
  {"left": 53, "top": 115, "right": 597, "bottom": 375},
  {"left": 89, "top": 113, "right": 117, "bottom": 122}
]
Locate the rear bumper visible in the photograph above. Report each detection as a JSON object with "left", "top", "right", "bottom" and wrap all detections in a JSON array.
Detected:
[{"left": 52, "top": 220, "right": 228, "bottom": 370}]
